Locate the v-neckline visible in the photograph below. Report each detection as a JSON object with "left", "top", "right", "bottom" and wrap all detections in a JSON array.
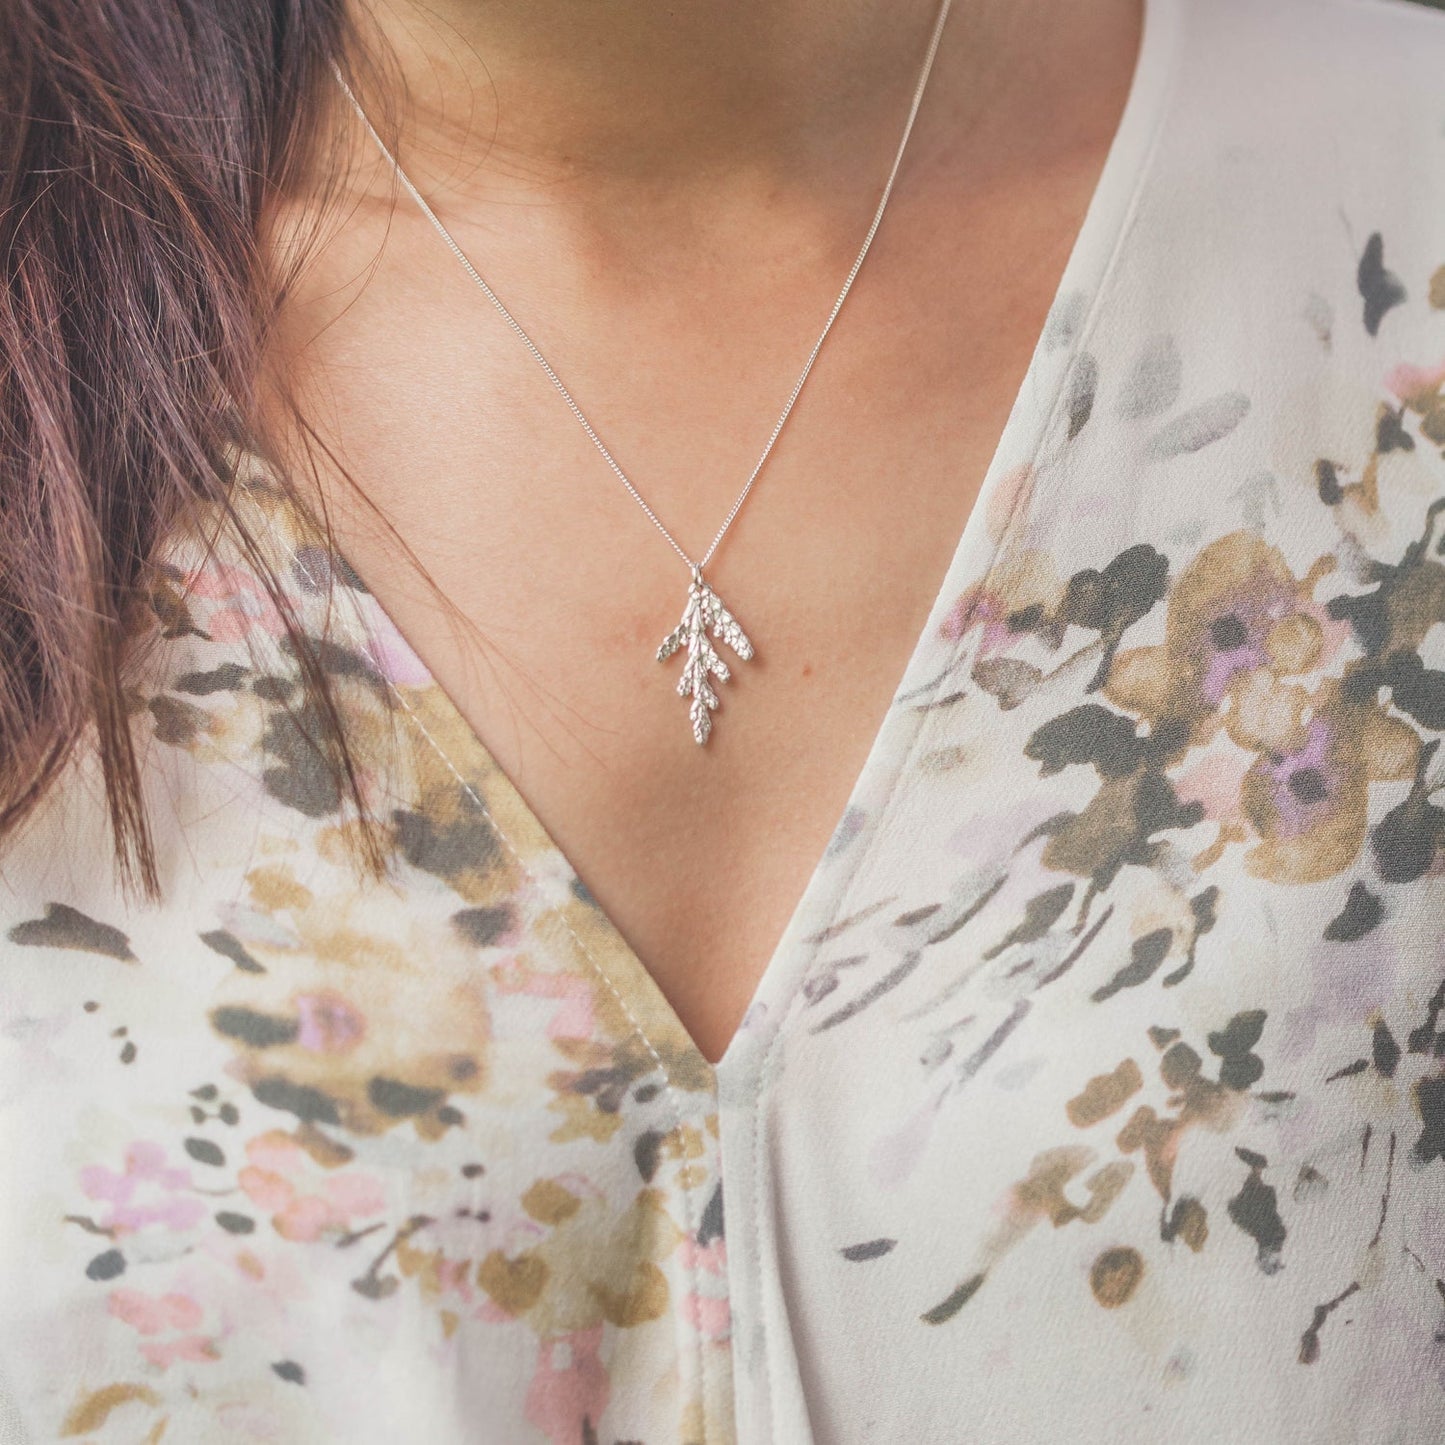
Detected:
[{"left": 255, "top": 0, "right": 1178, "bottom": 1086}]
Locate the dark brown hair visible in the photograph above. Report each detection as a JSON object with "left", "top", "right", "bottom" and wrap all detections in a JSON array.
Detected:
[{"left": 0, "top": 0, "right": 380, "bottom": 891}]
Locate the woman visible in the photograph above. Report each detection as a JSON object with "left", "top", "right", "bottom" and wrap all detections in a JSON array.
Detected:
[{"left": 3, "top": 0, "right": 1445, "bottom": 1437}]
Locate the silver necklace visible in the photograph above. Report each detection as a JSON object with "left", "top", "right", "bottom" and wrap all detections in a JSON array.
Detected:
[{"left": 333, "top": 0, "right": 953, "bottom": 745}]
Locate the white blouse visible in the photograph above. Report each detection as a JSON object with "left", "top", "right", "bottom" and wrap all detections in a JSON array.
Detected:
[{"left": 4, "top": 0, "right": 1445, "bottom": 1439}]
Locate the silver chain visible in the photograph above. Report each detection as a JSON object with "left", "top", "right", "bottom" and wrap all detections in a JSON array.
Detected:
[{"left": 332, "top": 0, "right": 953, "bottom": 576}]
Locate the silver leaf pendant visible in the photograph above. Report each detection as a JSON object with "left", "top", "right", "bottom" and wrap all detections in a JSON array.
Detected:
[{"left": 655, "top": 565, "right": 755, "bottom": 744}]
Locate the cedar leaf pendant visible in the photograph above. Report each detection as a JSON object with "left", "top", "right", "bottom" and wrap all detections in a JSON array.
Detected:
[{"left": 655, "top": 565, "right": 754, "bottom": 744}]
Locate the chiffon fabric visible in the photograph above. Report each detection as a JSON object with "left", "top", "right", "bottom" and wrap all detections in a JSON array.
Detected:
[{"left": 4, "top": 0, "right": 1445, "bottom": 1439}]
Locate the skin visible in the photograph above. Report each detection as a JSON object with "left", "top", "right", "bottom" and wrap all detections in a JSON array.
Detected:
[{"left": 270, "top": 0, "right": 1143, "bottom": 1064}]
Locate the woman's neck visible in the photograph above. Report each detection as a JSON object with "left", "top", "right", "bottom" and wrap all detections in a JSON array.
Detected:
[{"left": 346, "top": 0, "right": 1026, "bottom": 203}]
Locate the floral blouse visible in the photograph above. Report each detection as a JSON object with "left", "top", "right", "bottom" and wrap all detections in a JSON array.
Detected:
[{"left": 5, "top": 0, "right": 1445, "bottom": 1439}]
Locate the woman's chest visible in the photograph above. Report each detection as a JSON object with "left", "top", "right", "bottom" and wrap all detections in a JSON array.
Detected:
[{"left": 7, "top": 21, "right": 1445, "bottom": 1435}]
